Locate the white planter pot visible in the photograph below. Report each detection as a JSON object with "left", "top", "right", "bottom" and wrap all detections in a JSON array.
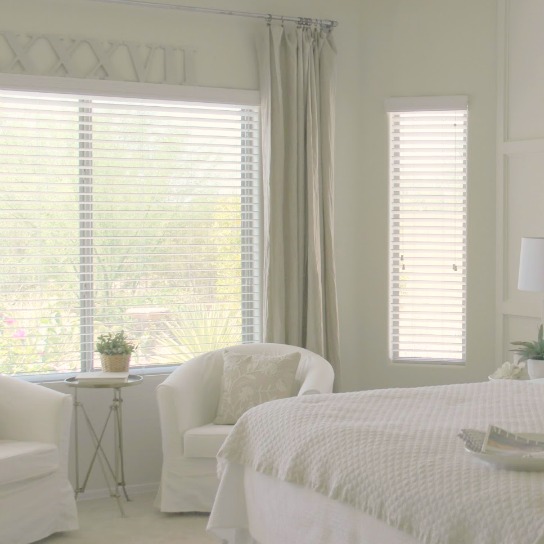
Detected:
[{"left": 527, "top": 359, "right": 544, "bottom": 379}]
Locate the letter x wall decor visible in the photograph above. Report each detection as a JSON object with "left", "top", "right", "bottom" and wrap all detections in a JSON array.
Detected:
[{"left": 0, "top": 30, "right": 195, "bottom": 85}]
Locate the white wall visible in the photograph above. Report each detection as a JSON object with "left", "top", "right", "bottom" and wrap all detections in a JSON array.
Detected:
[
  {"left": 2, "top": 0, "right": 498, "bottom": 495},
  {"left": 340, "top": 0, "right": 497, "bottom": 389}
]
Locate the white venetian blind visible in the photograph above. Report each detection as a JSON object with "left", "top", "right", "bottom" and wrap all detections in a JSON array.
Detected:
[
  {"left": 387, "top": 96, "right": 468, "bottom": 362},
  {"left": 0, "top": 88, "right": 260, "bottom": 376}
]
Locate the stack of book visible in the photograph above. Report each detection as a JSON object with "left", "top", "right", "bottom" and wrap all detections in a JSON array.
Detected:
[
  {"left": 459, "top": 425, "right": 544, "bottom": 456},
  {"left": 76, "top": 371, "right": 129, "bottom": 385}
]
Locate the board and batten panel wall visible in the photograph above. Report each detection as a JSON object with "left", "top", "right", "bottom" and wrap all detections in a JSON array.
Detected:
[{"left": 497, "top": 0, "right": 544, "bottom": 364}]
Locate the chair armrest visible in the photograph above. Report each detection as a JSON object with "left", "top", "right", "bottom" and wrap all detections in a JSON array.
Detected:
[
  {"left": 297, "top": 359, "right": 334, "bottom": 396},
  {"left": 0, "top": 376, "right": 73, "bottom": 471},
  {"left": 156, "top": 357, "right": 222, "bottom": 457}
]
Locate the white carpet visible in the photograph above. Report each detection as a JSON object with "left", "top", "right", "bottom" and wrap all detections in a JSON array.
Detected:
[{"left": 38, "top": 492, "right": 219, "bottom": 543}]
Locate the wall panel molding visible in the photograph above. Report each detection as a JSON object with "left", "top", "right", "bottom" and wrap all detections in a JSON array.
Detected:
[
  {"left": 503, "top": 139, "right": 544, "bottom": 155},
  {"left": 496, "top": 0, "right": 507, "bottom": 364},
  {"left": 497, "top": 0, "right": 544, "bottom": 363}
]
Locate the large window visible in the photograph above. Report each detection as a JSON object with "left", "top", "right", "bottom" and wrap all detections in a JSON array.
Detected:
[
  {"left": 0, "top": 85, "right": 260, "bottom": 376},
  {"left": 386, "top": 96, "right": 468, "bottom": 363}
]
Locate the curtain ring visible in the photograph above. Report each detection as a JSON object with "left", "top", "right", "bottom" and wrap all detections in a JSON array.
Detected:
[{"left": 266, "top": 14, "right": 272, "bottom": 26}]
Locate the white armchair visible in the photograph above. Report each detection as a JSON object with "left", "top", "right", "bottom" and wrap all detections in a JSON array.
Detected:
[
  {"left": 0, "top": 376, "right": 78, "bottom": 544},
  {"left": 155, "top": 342, "right": 334, "bottom": 513}
]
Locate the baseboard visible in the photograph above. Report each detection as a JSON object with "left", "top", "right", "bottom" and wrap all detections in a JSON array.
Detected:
[{"left": 76, "top": 481, "right": 159, "bottom": 501}]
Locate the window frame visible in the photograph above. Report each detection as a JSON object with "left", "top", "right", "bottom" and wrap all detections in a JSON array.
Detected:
[
  {"left": 386, "top": 95, "right": 468, "bottom": 365},
  {"left": 0, "top": 73, "right": 262, "bottom": 381}
]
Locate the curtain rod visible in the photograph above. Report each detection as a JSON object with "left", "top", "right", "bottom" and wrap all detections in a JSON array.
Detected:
[{"left": 87, "top": 0, "right": 338, "bottom": 29}]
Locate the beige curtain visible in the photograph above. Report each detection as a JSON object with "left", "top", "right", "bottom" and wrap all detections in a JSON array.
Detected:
[{"left": 259, "top": 23, "right": 341, "bottom": 386}]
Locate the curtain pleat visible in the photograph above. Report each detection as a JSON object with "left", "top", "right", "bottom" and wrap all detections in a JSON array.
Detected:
[{"left": 259, "top": 24, "right": 341, "bottom": 387}]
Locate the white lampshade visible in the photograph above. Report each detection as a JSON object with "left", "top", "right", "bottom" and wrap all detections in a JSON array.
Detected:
[{"left": 518, "top": 237, "right": 544, "bottom": 291}]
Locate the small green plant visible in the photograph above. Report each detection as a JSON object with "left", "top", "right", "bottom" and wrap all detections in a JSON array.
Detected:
[
  {"left": 511, "top": 324, "right": 544, "bottom": 361},
  {"left": 96, "top": 330, "right": 137, "bottom": 356}
]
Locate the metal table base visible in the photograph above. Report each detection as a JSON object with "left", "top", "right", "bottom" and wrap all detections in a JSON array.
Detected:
[{"left": 65, "top": 375, "right": 143, "bottom": 516}]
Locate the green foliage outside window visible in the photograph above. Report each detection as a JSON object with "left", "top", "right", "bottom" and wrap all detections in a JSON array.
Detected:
[{"left": 0, "top": 92, "right": 259, "bottom": 375}]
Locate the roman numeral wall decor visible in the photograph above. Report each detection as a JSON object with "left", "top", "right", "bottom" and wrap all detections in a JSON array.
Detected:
[{"left": 0, "top": 31, "right": 196, "bottom": 85}]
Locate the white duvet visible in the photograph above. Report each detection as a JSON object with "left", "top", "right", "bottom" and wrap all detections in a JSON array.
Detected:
[{"left": 217, "top": 381, "right": 544, "bottom": 544}]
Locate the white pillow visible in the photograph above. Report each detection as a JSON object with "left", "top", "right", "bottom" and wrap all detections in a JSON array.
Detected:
[{"left": 214, "top": 350, "right": 301, "bottom": 424}]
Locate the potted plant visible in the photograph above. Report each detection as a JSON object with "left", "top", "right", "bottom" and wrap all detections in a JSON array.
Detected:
[
  {"left": 96, "top": 330, "right": 137, "bottom": 372},
  {"left": 511, "top": 324, "right": 544, "bottom": 379}
]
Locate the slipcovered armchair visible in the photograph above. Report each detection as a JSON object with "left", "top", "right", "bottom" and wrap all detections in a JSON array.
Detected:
[
  {"left": 0, "top": 375, "right": 78, "bottom": 544},
  {"left": 155, "top": 342, "right": 334, "bottom": 512}
]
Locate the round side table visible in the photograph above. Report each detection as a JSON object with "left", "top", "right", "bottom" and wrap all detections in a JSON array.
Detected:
[{"left": 65, "top": 374, "right": 143, "bottom": 516}]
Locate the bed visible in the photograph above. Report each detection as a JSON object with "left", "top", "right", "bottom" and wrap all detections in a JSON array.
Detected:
[{"left": 207, "top": 380, "right": 544, "bottom": 544}]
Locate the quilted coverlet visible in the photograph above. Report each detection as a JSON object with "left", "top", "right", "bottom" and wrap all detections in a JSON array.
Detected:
[{"left": 217, "top": 381, "right": 544, "bottom": 544}]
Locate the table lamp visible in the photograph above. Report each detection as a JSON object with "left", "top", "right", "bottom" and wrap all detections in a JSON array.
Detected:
[{"left": 518, "top": 236, "right": 544, "bottom": 323}]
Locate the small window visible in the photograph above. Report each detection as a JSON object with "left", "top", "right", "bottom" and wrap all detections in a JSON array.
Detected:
[{"left": 386, "top": 96, "right": 468, "bottom": 363}]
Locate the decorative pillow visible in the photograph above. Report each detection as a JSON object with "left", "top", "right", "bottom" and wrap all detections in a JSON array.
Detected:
[{"left": 214, "top": 350, "right": 301, "bottom": 424}]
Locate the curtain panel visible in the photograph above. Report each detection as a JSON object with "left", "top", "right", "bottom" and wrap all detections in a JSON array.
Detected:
[{"left": 258, "top": 24, "right": 341, "bottom": 386}]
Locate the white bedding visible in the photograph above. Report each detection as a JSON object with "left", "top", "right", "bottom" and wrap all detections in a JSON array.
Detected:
[
  {"left": 210, "top": 381, "right": 544, "bottom": 544},
  {"left": 208, "top": 462, "right": 418, "bottom": 544}
]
